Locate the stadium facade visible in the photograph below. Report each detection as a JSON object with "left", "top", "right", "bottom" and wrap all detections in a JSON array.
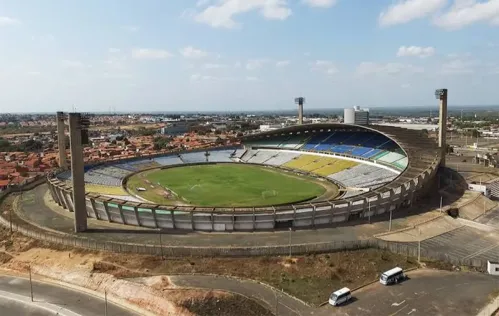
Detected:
[{"left": 47, "top": 123, "right": 441, "bottom": 232}]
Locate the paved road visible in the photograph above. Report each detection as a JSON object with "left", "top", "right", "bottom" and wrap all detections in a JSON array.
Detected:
[
  {"left": 321, "top": 270, "right": 499, "bottom": 316},
  {"left": 0, "top": 275, "right": 139, "bottom": 316},
  {"left": 171, "top": 270, "right": 499, "bottom": 316},
  {"left": 170, "top": 274, "right": 312, "bottom": 316}
]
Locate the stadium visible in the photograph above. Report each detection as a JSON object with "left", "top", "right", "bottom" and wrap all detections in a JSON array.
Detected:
[{"left": 47, "top": 123, "right": 441, "bottom": 232}]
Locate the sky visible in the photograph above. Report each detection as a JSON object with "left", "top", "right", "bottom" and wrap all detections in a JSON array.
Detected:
[{"left": 1, "top": 0, "right": 499, "bottom": 113}]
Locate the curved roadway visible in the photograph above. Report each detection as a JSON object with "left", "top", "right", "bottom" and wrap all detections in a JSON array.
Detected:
[{"left": 0, "top": 275, "right": 139, "bottom": 316}]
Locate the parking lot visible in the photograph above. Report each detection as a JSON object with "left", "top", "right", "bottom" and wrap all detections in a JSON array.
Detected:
[{"left": 319, "top": 269, "right": 499, "bottom": 316}]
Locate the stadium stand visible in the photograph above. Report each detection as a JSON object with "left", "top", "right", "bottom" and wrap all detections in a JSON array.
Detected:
[
  {"left": 129, "top": 161, "right": 161, "bottom": 171},
  {"left": 232, "top": 148, "right": 247, "bottom": 160},
  {"left": 241, "top": 149, "right": 257, "bottom": 162},
  {"left": 278, "top": 134, "right": 309, "bottom": 149},
  {"left": 247, "top": 150, "right": 278, "bottom": 164},
  {"left": 85, "top": 184, "right": 129, "bottom": 196},
  {"left": 283, "top": 155, "right": 319, "bottom": 169},
  {"left": 300, "top": 157, "right": 339, "bottom": 172},
  {"left": 377, "top": 152, "right": 406, "bottom": 164},
  {"left": 208, "top": 150, "right": 234, "bottom": 162},
  {"left": 328, "top": 164, "right": 397, "bottom": 190},
  {"left": 181, "top": 151, "right": 208, "bottom": 164},
  {"left": 154, "top": 155, "right": 183, "bottom": 166},
  {"left": 313, "top": 159, "right": 358, "bottom": 176},
  {"left": 264, "top": 152, "right": 301, "bottom": 166},
  {"left": 246, "top": 137, "right": 284, "bottom": 148}
]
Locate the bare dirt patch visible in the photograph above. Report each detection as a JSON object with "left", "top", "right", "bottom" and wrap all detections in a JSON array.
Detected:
[
  {"left": 178, "top": 291, "right": 273, "bottom": 316},
  {"left": 102, "top": 248, "right": 418, "bottom": 306}
]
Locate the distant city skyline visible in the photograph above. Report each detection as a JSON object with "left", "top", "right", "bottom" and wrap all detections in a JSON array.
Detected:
[{"left": 1, "top": 0, "right": 499, "bottom": 113}]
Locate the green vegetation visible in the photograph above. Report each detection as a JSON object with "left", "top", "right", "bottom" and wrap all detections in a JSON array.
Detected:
[{"left": 127, "top": 164, "right": 327, "bottom": 207}]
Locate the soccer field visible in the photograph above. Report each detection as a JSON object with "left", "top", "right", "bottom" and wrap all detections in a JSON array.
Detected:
[{"left": 127, "top": 164, "right": 331, "bottom": 207}]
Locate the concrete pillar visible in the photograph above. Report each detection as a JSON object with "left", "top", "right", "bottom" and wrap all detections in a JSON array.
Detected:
[
  {"left": 56, "top": 112, "right": 68, "bottom": 169},
  {"left": 298, "top": 104, "right": 303, "bottom": 125},
  {"left": 437, "top": 89, "right": 448, "bottom": 167},
  {"left": 68, "top": 113, "right": 87, "bottom": 232}
]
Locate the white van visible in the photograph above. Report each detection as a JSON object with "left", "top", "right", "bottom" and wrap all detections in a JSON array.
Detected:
[
  {"left": 380, "top": 267, "right": 405, "bottom": 285},
  {"left": 329, "top": 287, "right": 351, "bottom": 306}
]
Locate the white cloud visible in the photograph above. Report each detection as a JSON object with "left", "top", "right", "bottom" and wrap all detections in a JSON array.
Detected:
[
  {"left": 196, "top": 0, "right": 211, "bottom": 7},
  {"left": 0, "top": 16, "right": 21, "bottom": 26},
  {"left": 194, "top": 0, "right": 292, "bottom": 29},
  {"left": 303, "top": 0, "right": 337, "bottom": 8},
  {"left": 401, "top": 83, "right": 411, "bottom": 88},
  {"left": 132, "top": 48, "right": 173, "bottom": 59},
  {"left": 312, "top": 60, "right": 338, "bottom": 75},
  {"left": 181, "top": 46, "right": 209, "bottom": 59},
  {"left": 276, "top": 60, "right": 290, "bottom": 67},
  {"left": 356, "top": 62, "right": 424, "bottom": 75},
  {"left": 27, "top": 71, "right": 41, "bottom": 76},
  {"left": 234, "top": 61, "right": 242, "bottom": 68},
  {"left": 434, "top": 0, "right": 499, "bottom": 30},
  {"left": 190, "top": 73, "right": 235, "bottom": 81},
  {"left": 246, "top": 76, "right": 259, "bottom": 81},
  {"left": 246, "top": 59, "right": 269, "bottom": 70},
  {"left": 397, "top": 46, "right": 436, "bottom": 58},
  {"left": 440, "top": 58, "right": 478, "bottom": 74},
  {"left": 61, "top": 60, "right": 87, "bottom": 69},
  {"left": 122, "top": 25, "right": 139, "bottom": 32},
  {"left": 204, "top": 63, "right": 228, "bottom": 69},
  {"left": 379, "top": 0, "right": 447, "bottom": 27},
  {"left": 108, "top": 48, "right": 121, "bottom": 53}
]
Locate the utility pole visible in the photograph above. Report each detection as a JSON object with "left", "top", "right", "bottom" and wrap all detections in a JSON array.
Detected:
[
  {"left": 368, "top": 199, "right": 371, "bottom": 224},
  {"left": 29, "top": 265, "right": 34, "bottom": 302},
  {"left": 440, "top": 196, "right": 443, "bottom": 213},
  {"left": 418, "top": 240, "right": 421, "bottom": 262},
  {"left": 288, "top": 228, "right": 292, "bottom": 257},
  {"left": 159, "top": 229, "right": 164, "bottom": 260},
  {"left": 105, "top": 290, "right": 108, "bottom": 316},
  {"left": 389, "top": 210, "right": 392, "bottom": 231},
  {"left": 275, "top": 290, "right": 279, "bottom": 316}
]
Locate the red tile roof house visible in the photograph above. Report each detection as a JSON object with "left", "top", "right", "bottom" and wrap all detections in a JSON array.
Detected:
[{"left": 0, "top": 180, "right": 9, "bottom": 191}]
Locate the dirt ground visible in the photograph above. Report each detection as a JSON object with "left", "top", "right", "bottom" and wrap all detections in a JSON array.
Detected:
[{"left": 99, "top": 249, "right": 417, "bottom": 306}]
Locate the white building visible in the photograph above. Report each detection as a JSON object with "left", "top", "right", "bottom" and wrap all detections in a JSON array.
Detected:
[{"left": 344, "top": 106, "right": 369, "bottom": 125}]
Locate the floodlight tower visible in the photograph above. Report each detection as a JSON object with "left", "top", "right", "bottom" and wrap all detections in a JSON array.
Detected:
[
  {"left": 435, "top": 89, "right": 448, "bottom": 167},
  {"left": 68, "top": 112, "right": 89, "bottom": 232},
  {"left": 56, "top": 112, "right": 68, "bottom": 169},
  {"left": 294, "top": 97, "right": 305, "bottom": 125}
]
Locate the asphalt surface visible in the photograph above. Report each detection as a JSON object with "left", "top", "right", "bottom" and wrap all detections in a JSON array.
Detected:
[
  {"left": 322, "top": 269, "right": 499, "bottom": 316},
  {"left": 170, "top": 274, "right": 311, "bottom": 316},
  {"left": 0, "top": 275, "right": 139, "bottom": 316}
]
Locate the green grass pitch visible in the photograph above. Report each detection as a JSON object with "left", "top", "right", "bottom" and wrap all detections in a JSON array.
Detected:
[{"left": 127, "top": 164, "right": 327, "bottom": 207}]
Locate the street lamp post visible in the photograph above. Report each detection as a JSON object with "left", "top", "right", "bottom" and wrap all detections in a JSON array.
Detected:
[
  {"left": 29, "top": 265, "right": 34, "bottom": 302},
  {"left": 288, "top": 228, "right": 292, "bottom": 257},
  {"left": 389, "top": 209, "right": 392, "bottom": 231},
  {"left": 368, "top": 199, "right": 371, "bottom": 224}
]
